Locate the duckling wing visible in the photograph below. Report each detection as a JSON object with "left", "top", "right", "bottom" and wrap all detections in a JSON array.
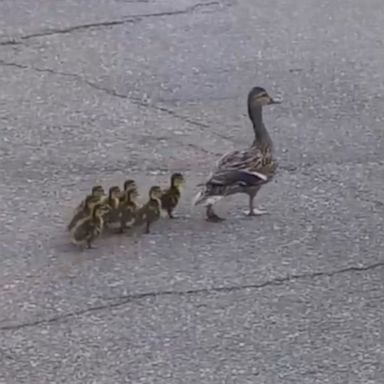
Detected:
[
  {"left": 67, "top": 211, "right": 86, "bottom": 231},
  {"left": 133, "top": 205, "right": 147, "bottom": 226},
  {"left": 161, "top": 190, "right": 179, "bottom": 208},
  {"left": 73, "top": 202, "right": 84, "bottom": 215},
  {"left": 72, "top": 221, "right": 92, "bottom": 242}
]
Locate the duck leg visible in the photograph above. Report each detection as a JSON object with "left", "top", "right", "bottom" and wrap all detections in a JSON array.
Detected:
[
  {"left": 144, "top": 220, "right": 151, "bottom": 234},
  {"left": 244, "top": 190, "right": 268, "bottom": 216},
  {"left": 206, "top": 204, "right": 225, "bottom": 222},
  {"left": 167, "top": 208, "right": 176, "bottom": 219},
  {"left": 86, "top": 238, "right": 93, "bottom": 249}
]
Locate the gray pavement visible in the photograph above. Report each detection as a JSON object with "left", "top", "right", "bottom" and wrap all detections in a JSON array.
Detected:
[{"left": 1, "top": 0, "right": 383, "bottom": 383}]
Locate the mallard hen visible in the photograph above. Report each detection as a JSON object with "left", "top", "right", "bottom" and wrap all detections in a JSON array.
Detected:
[{"left": 193, "top": 86, "right": 281, "bottom": 222}]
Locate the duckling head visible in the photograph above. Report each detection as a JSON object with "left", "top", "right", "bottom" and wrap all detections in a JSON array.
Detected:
[
  {"left": 149, "top": 186, "right": 162, "bottom": 200},
  {"left": 171, "top": 173, "right": 185, "bottom": 189},
  {"left": 91, "top": 185, "right": 105, "bottom": 197},
  {"left": 123, "top": 179, "right": 137, "bottom": 192},
  {"left": 248, "top": 86, "right": 282, "bottom": 107},
  {"left": 85, "top": 194, "right": 102, "bottom": 209},
  {"left": 108, "top": 186, "right": 121, "bottom": 199},
  {"left": 127, "top": 187, "right": 139, "bottom": 201}
]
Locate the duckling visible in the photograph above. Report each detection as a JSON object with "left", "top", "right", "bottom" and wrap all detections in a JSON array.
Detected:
[
  {"left": 70, "top": 203, "right": 111, "bottom": 249},
  {"left": 102, "top": 185, "right": 122, "bottom": 227},
  {"left": 160, "top": 172, "right": 185, "bottom": 219},
  {"left": 134, "top": 186, "right": 162, "bottom": 234},
  {"left": 119, "top": 186, "right": 140, "bottom": 233},
  {"left": 119, "top": 179, "right": 137, "bottom": 204},
  {"left": 67, "top": 194, "right": 101, "bottom": 232},
  {"left": 73, "top": 185, "right": 105, "bottom": 215},
  {"left": 193, "top": 86, "right": 281, "bottom": 222}
]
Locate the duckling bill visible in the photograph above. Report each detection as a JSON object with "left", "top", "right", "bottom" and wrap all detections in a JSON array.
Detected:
[
  {"left": 70, "top": 202, "right": 110, "bottom": 249},
  {"left": 134, "top": 186, "right": 162, "bottom": 234},
  {"left": 160, "top": 172, "right": 185, "bottom": 219}
]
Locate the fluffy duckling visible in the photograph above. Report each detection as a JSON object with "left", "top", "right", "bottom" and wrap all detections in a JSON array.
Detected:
[
  {"left": 67, "top": 194, "right": 101, "bottom": 232},
  {"left": 134, "top": 186, "right": 162, "bottom": 234},
  {"left": 102, "top": 185, "right": 122, "bottom": 227},
  {"left": 160, "top": 172, "right": 185, "bottom": 219},
  {"left": 119, "top": 186, "right": 139, "bottom": 233},
  {"left": 119, "top": 179, "right": 137, "bottom": 203},
  {"left": 70, "top": 203, "right": 111, "bottom": 249},
  {"left": 73, "top": 185, "right": 105, "bottom": 215}
]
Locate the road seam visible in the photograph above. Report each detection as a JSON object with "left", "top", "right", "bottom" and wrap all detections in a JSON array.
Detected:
[{"left": 1, "top": 260, "right": 383, "bottom": 332}]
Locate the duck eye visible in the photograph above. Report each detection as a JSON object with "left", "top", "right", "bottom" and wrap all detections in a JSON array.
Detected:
[{"left": 257, "top": 93, "right": 268, "bottom": 99}]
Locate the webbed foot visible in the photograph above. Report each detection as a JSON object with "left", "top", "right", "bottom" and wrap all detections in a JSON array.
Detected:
[
  {"left": 206, "top": 212, "right": 226, "bottom": 222},
  {"left": 206, "top": 204, "right": 225, "bottom": 223},
  {"left": 243, "top": 207, "right": 269, "bottom": 216}
]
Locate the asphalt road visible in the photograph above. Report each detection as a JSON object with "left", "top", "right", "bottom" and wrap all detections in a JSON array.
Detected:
[{"left": 1, "top": 1, "right": 384, "bottom": 383}]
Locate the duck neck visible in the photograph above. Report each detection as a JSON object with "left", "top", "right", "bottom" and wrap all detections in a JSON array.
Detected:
[
  {"left": 248, "top": 105, "right": 272, "bottom": 148},
  {"left": 92, "top": 208, "right": 99, "bottom": 220},
  {"left": 171, "top": 181, "right": 180, "bottom": 191},
  {"left": 127, "top": 191, "right": 135, "bottom": 203},
  {"left": 150, "top": 195, "right": 161, "bottom": 205}
]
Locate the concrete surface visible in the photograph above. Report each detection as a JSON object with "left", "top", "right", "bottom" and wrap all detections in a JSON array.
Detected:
[{"left": 1, "top": 0, "right": 383, "bottom": 383}]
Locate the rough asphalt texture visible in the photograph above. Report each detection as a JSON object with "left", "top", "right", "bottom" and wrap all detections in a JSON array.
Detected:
[{"left": 1, "top": 0, "right": 383, "bottom": 383}]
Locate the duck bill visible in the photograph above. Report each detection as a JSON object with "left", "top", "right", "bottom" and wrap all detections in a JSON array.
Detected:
[{"left": 268, "top": 96, "right": 282, "bottom": 104}]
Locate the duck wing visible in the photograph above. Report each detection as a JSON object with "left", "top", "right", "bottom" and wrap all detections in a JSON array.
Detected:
[
  {"left": 215, "top": 146, "right": 264, "bottom": 171},
  {"left": 209, "top": 168, "right": 267, "bottom": 188},
  {"left": 193, "top": 144, "right": 277, "bottom": 206},
  {"left": 193, "top": 167, "right": 267, "bottom": 206}
]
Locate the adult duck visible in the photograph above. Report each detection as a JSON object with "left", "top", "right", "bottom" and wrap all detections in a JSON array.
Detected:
[{"left": 193, "top": 86, "right": 281, "bottom": 222}]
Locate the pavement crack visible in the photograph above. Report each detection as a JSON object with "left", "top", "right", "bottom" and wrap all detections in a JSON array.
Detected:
[
  {"left": 20, "top": 19, "right": 137, "bottom": 41},
  {"left": 1, "top": 260, "right": 383, "bottom": 332},
  {"left": 0, "top": 58, "right": 228, "bottom": 153},
  {"left": 0, "top": 2, "right": 221, "bottom": 43},
  {"left": 0, "top": 58, "right": 83, "bottom": 80},
  {"left": 0, "top": 39, "right": 23, "bottom": 46},
  {"left": 2, "top": 58, "right": 369, "bottom": 174},
  {"left": 82, "top": 80, "right": 232, "bottom": 142},
  {"left": 0, "top": 59, "right": 28, "bottom": 70},
  {"left": 82, "top": 81, "right": 230, "bottom": 149},
  {"left": 127, "top": 1, "right": 222, "bottom": 19}
]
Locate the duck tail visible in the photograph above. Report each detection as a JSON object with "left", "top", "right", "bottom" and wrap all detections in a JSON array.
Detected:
[
  {"left": 192, "top": 185, "right": 224, "bottom": 207},
  {"left": 192, "top": 188, "right": 208, "bottom": 206}
]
